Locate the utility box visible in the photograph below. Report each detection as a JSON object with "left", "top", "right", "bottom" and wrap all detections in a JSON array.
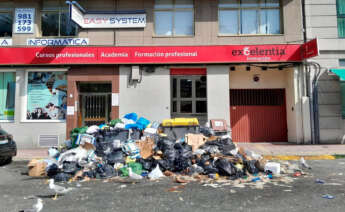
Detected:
[{"left": 131, "top": 66, "right": 141, "bottom": 81}]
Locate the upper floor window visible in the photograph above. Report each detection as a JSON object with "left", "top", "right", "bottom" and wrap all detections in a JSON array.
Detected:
[
  {"left": 0, "top": 12, "right": 12, "bottom": 37},
  {"left": 41, "top": 0, "right": 78, "bottom": 37},
  {"left": 337, "top": 0, "right": 345, "bottom": 38},
  {"left": 154, "top": 0, "right": 194, "bottom": 36},
  {"left": 218, "top": 0, "right": 281, "bottom": 35}
]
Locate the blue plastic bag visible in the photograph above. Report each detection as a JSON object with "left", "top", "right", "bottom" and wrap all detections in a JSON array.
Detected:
[{"left": 124, "top": 113, "right": 138, "bottom": 122}]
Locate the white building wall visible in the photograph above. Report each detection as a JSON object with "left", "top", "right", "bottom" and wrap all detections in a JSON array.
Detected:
[
  {"left": 119, "top": 66, "right": 171, "bottom": 122},
  {"left": 0, "top": 69, "right": 66, "bottom": 149},
  {"left": 206, "top": 66, "right": 230, "bottom": 126},
  {"left": 305, "top": 0, "right": 345, "bottom": 143}
]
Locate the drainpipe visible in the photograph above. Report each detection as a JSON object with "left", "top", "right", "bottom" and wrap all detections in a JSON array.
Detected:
[
  {"left": 305, "top": 62, "right": 322, "bottom": 144},
  {"left": 301, "top": 0, "right": 322, "bottom": 144}
]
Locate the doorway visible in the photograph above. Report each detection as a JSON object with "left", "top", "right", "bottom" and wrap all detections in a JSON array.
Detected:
[
  {"left": 171, "top": 73, "right": 207, "bottom": 124},
  {"left": 78, "top": 82, "right": 112, "bottom": 126},
  {"left": 230, "top": 89, "right": 287, "bottom": 142}
]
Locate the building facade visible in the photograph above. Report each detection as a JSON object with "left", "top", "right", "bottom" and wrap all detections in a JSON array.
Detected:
[
  {"left": 0, "top": 0, "right": 312, "bottom": 149},
  {"left": 305, "top": 0, "right": 345, "bottom": 144}
]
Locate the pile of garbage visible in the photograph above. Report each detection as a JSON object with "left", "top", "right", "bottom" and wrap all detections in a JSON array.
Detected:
[{"left": 27, "top": 113, "right": 284, "bottom": 182}]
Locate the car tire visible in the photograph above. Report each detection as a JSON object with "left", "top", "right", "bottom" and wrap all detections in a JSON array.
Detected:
[{"left": 0, "top": 157, "right": 12, "bottom": 166}]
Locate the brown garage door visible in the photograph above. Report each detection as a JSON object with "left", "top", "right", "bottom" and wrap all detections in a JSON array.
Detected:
[{"left": 230, "top": 89, "right": 287, "bottom": 142}]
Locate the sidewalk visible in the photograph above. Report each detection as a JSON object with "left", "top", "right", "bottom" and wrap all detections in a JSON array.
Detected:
[{"left": 13, "top": 143, "right": 345, "bottom": 161}]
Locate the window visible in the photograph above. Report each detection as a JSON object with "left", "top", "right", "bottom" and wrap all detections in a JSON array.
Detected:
[
  {"left": 41, "top": 0, "right": 78, "bottom": 36},
  {"left": 337, "top": 0, "right": 345, "bottom": 37},
  {"left": 339, "top": 59, "right": 345, "bottom": 66},
  {"left": 0, "top": 72, "right": 15, "bottom": 121},
  {"left": 27, "top": 72, "right": 67, "bottom": 120},
  {"left": 219, "top": 0, "right": 281, "bottom": 35},
  {"left": 0, "top": 12, "right": 13, "bottom": 37},
  {"left": 154, "top": 0, "right": 194, "bottom": 36},
  {"left": 171, "top": 75, "right": 207, "bottom": 115}
]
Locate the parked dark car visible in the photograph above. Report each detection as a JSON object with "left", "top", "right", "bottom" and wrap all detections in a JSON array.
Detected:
[{"left": 0, "top": 127, "right": 16, "bottom": 165}]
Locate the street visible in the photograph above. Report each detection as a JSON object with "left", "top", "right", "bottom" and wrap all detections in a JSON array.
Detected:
[{"left": 0, "top": 159, "right": 344, "bottom": 212}]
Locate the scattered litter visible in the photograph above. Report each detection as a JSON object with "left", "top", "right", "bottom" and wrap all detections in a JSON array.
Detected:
[
  {"left": 167, "top": 185, "right": 185, "bottom": 193},
  {"left": 284, "top": 190, "right": 292, "bottom": 192},
  {"left": 203, "top": 183, "right": 222, "bottom": 188},
  {"left": 148, "top": 165, "right": 164, "bottom": 180},
  {"left": 264, "top": 162, "right": 281, "bottom": 176},
  {"left": 315, "top": 179, "right": 325, "bottom": 184},
  {"left": 179, "top": 197, "right": 184, "bottom": 201},
  {"left": 322, "top": 194, "right": 335, "bottom": 199},
  {"left": 300, "top": 157, "right": 311, "bottom": 169},
  {"left": 230, "top": 189, "right": 236, "bottom": 193},
  {"left": 119, "top": 185, "right": 127, "bottom": 189}
]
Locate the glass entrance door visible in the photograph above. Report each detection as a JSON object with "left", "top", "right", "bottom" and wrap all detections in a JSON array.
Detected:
[{"left": 171, "top": 75, "right": 207, "bottom": 124}]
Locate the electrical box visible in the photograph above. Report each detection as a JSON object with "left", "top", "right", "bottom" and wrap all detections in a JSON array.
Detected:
[{"left": 131, "top": 66, "right": 141, "bottom": 81}]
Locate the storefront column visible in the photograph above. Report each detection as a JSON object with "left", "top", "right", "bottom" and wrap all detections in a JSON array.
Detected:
[{"left": 206, "top": 65, "right": 230, "bottom": 127}]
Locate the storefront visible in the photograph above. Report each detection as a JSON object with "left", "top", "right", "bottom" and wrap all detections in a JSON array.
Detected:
[{"left": 0, "top": 43, "right": 315, "bottom": 148}]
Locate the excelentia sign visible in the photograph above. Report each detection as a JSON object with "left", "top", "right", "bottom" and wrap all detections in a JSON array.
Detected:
[{"left": 232, "top": 47, "right": 286, "bottom": 56}]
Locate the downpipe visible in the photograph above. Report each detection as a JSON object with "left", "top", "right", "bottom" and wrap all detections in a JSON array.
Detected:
[{"left": 304, "top": 62, "right": 322, "bottom": 144}]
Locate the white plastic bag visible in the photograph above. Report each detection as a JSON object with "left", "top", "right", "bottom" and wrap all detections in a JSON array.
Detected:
[
  {"left": 86, "top": 125, "right": 99, "bottom": 134},
  {"left": 148, "top": 165, "right": 164, "bottom": 180}
]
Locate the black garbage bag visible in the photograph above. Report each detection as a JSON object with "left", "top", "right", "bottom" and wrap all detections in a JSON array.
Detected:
[
  {"left": 188, "top": 164, "right": 204, "bottom": 175},
  {"left": 112, "top": 128, "right": 129, "bottom": 142},
  {"left": 245, "top": 160, "right": 259, "bottom": 174},
  {"left": 215, "top": 159, "right": 236, "bottom": 176},
  {"left": 96, "top": 164, "right": 117, "bottom": 179},
  {"left": 174, "top": 158, "right": 192, "bottom": 172},
  {"left": 163, "top": 149, "right": 177, "bottom": 162},
  {"left": 137, "top": 158, "right": 158, "bottom": 171},
  {"left": 178, "top": 145, "right": 193, "bottom": 159},
  {"left": 106, "top": 150, "right": 124, "bottom": 165},
  {"left": 62, "top": 161, "right": 81, "bottom": 174},
  {"left": 202, "top": 162, "right": 219, "bottom": 174},
  {"left": 46, "top": 164, "right": 59, "bottom": 178},
  {"left": 157, "top": 159, "right": 174, "bottom": 171},
  {"left": 95, "top": 141, "right": 113, "bottom": 157},
  {"left": 130, "top": 128, "right": 141, "bottom": 140},
  {"left": 157, "top": 138, "right": 175, "bottom": 151},
  {"left": 199, "top": 126, "right": 215, "bottom": 137},
  {"left": 54, "top": 173, "right": 72, "bottom": 182},
  {"left": 83, "top": 170, "right": 97, "bottom": 178}
]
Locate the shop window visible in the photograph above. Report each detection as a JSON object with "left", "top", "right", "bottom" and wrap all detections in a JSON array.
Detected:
[
  {"left": 41, "top": 0, "right": 78, "bottom": 36},
  {"left": 0, "top": 12, "right": 13, "bottom": 37},
  {"left": 218, "top": 0, "right": 281, "bottom": 35},
  {"left": 26, "top": 72, "right": 67, "bottom": 120},
  {"left": 171, "top": 75, "right": 207, "bottom": 115},
  {"left": 337, "top": 0, "right": 345, "bottom": 38},
  {"left": 339, "top": 59, "right": 345, "bottom": 66},
  {"left": 0, "top": 72, "right": 15, "bottom": 121},
  {"left": 154, "top": 0, "right": 194, "bottom": 36}
]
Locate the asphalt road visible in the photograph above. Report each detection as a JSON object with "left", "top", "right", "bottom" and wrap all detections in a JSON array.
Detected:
[{"left": 0, "top": 159, "right": 345, "bottom": 212}]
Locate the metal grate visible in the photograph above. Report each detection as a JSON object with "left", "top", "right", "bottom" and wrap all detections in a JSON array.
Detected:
[
  {"left": 39, "top": 135, "right": 59, "bottom": 147},
  {"left": 230, "top": 89, "right": 285, "bottom": 106}
]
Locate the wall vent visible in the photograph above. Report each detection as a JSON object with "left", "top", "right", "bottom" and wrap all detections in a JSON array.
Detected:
[{"left": 39, "top": 135, "right": 59, "bottom": 147}]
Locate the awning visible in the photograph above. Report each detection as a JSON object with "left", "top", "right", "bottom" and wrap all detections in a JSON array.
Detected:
[{"left": 330, "top": 69, "right": 345, "bottom": 81}]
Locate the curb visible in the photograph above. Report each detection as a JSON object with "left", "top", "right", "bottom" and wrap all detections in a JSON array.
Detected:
[{"left": 263, "top": 155, "right": 336, "bottom": 160}]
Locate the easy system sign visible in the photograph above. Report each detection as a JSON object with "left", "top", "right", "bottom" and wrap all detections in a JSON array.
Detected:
[{"left": 69, "top": 2, "right": 146, "bottom": 28}]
